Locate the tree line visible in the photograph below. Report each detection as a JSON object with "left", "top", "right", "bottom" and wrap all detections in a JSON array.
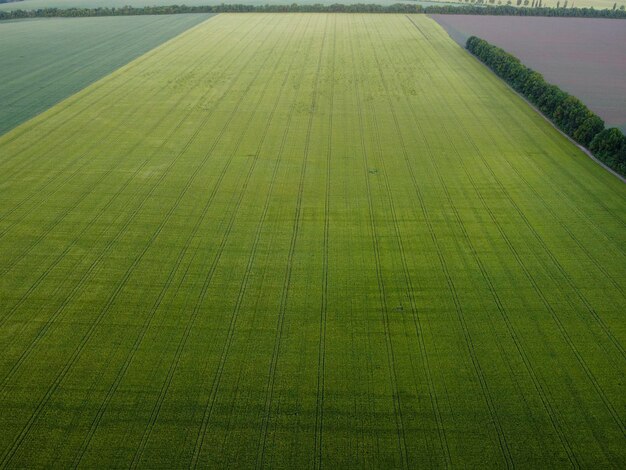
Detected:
[
  {"left": 2, "top": 4, "right": 626, "bottom": 20},
  {"left": 429, "top": 4, "right": 626, "bottom": 15},
  {"left": 466, "top": 36, "right": 626, "bottom": 177}
]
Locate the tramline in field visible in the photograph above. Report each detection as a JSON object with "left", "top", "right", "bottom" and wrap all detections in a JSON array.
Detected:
[{"left": 0, "top": 13, "right": 624, "bottom": 468}]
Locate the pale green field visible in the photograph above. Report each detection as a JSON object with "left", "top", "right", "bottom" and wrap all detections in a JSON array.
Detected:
[{"left": 0, "top": 13, "right": 624, "bottom": 468}]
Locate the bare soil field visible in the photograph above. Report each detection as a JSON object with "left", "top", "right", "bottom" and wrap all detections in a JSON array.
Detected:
[{"left": 431, "top": 15, "right": 626, "bottom": 132}]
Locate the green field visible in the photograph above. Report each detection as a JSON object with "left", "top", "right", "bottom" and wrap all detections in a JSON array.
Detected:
[
  {"left": 0, "top": 14, "right": 212, "bottom": 136},
  {"left": 0, "top": 13, "right": 624, "bottom": 468}
]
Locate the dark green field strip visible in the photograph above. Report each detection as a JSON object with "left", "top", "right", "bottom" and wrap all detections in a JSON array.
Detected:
[
  {"left": 0, "top": 14, "right": 214, "bottom": 136},
  {"left": 0, "top": 13, "right": 624, "bottom": 468}
]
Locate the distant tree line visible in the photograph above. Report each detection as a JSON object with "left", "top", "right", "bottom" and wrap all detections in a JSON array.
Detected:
[
  {"left": 427, "top": 4, "right": 626, "bottom": 15},
  {"left": 466, "top": 36, "right": 626, "bottom": 177},
  {"left": 2, "top": 4, "right": 626, "bottom": 20}
]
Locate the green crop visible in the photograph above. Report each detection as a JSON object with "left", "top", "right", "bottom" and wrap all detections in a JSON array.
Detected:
[{"left": 0, "top": 13, "right": 624, "bottom": 468}]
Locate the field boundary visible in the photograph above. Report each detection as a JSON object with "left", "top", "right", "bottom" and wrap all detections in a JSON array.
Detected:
[
  {"left": 517, "top": 95, "right": 626, "bottom": 184},
  {"left": 0, "top": 13, "right": 218, "bottom": 139},
  {"left": 458, "top": 41, "right": 626, "bottom": 184}
]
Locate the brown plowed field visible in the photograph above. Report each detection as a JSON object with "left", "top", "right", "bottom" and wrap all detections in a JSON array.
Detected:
[{"left": 431, "top": 15, "right": 626, "bottom": 132}]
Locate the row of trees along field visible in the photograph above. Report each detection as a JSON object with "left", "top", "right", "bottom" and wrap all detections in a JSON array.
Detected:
[
  {"left": 426, "top": 4, "right": 626, "bottom": 14},
  {"left": 2, "top": 4, "right": 626, "bottom": 19},
  {"left": 445, "top": 0, "right": 625, "bottom": 10},
  {"left": 467, "top": 36, "right": 626, "bottom": 177}
]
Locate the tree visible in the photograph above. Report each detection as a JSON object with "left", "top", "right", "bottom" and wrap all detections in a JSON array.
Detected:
[
  {"left": 553, "top": 96, "right": 594, "bottom": 135},
  {"left": 573, "top": 115, "right": 604, "bottom": 146},
  {"left": 590, "top": 128, "right": 625, "bottom": 157},
  {"left": 589, "top": 128, "right": 626, "bottom": 174}
]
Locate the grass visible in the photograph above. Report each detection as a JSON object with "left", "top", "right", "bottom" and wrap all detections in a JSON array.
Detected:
[
  {"left": 0, "top": 13, "right": 624, "bottom": 468},
  {"left": 0, "top": 14, "right": 213, "bottom": 136}
]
